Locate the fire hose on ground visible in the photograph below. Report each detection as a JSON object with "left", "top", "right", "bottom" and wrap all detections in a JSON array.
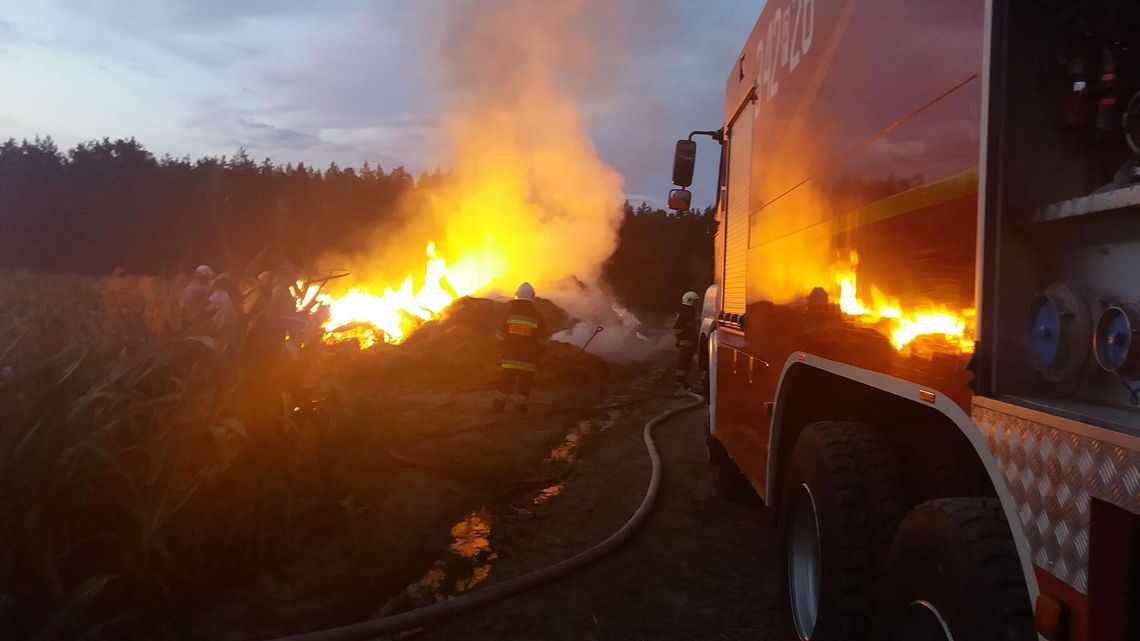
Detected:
[{"left": 268, "top": 392, "right": 706, "bottom": 641}]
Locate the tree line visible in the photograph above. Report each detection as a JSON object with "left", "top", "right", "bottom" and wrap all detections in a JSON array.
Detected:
[
  {"left": 604, "top": 200, "right": 716, "bottom": 312},
  {"left": 0, "top": 136, "right": 712, "bottom": 313}
]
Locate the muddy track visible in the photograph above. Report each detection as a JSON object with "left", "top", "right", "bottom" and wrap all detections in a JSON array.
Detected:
[{"left": 406, "top": 372, "right": 794, "bottom": 641}]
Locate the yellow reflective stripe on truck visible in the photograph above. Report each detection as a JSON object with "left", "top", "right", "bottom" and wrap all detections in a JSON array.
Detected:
[{"left": 751, "top": 168, "right": 979, "bottom": 252}]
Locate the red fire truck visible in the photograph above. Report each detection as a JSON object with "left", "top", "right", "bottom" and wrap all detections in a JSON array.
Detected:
[{"left": 670, "top": 1, "right": 1140, "bottom": 640}]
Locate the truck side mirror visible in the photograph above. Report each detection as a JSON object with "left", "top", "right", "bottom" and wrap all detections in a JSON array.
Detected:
[
  {"left": 668, "top": 188, "right": 692, "bottom": 211},
  {"left": 672, "top": 139, "right": 697, "bottom": 187}
]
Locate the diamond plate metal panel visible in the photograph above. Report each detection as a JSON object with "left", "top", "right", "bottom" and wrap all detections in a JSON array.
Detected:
[{"left": 974, "top": 405, "right": 1140, "bottom": 594}]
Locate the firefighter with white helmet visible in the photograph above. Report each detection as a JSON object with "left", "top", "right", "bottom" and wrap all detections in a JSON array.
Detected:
[
  {"left": 179, "top": 264, "right": 214, "bottom": 326},
  {"left": 673, "top": 290, "right": 700, "bottom": 393},
  {"left": 493, "top": 282, "right": 548, "bottom": 413}
]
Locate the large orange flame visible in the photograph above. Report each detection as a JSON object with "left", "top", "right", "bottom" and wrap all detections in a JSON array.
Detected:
[
  {"left": 833, "top": 251, "right": 975, "bottom": 356},
  {"left": 319, "top": 243, "right": 475, "bottom": 346}
]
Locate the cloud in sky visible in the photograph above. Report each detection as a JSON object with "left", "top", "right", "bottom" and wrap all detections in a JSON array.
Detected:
[
  {"left": 0, "top": 19, "right": 16, "bottom": 41},
  {"left": 0, "top": 0, "right": 759, "bottom": 207}
]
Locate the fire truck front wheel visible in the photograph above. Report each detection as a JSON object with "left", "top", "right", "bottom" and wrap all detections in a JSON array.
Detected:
[
  {"left": 871, "top": 498, "right": 1035, "bottom": 641},
  {"left": 780, "top": 421, "right": 907, "bottom": 641}
]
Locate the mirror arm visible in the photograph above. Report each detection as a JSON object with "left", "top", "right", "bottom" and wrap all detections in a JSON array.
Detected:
[{"left": 687, "top": 128, "right": 725, "bottom": 144}]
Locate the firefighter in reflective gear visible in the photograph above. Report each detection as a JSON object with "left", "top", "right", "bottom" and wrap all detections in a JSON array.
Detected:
[
  {"left": 494, "top": 282, "right": 547, "bottom": 413},
  {"left": 673, "top": 291, "right": 700, "bottom": 392}
]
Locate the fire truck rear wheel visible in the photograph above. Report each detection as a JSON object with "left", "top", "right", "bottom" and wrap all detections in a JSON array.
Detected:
[
  {"left": 780, "top": 421, "right": 907, "bottom": 641},
  {"left": 871, "top": 498, "right": 1035, "bottom": 641}
]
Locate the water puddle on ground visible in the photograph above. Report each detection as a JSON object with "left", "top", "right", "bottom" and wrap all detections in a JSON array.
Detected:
[
  {"left": 385, "top": 393, "right": 647, "bottom": 612},
  {"left": 532, "top": 484, "right": 563, "bottom": 505},
  {"left": 546, "top": 420, "right": 590, "bottom": 463},
  {"left": 383, "top": 511, "right": 497, "bottom": 613},
  {"left": 529, "top": 405, "right": 623, "bottom": 506}
]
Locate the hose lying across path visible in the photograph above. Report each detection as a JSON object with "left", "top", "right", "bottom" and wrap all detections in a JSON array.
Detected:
[{"left": 269, "top": 392, "right": 705, "bottom": 641}]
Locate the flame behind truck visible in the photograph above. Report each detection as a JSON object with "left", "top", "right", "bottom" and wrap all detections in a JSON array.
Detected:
[{"left": 670, "top": 1, "right": 1140, "bottom": 640}]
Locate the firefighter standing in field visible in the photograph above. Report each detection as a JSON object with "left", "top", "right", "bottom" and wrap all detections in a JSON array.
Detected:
[
  {"left": 673, "top": 290, "right": 700, "bottom": 394},
  {"left": 494, "top": 282, "right": 547, "bottom": 414},
  {"left": 179, "top": 264, "right": 213, "bottom": 326},
  {"left": 245, "top": 271, "right": 282, "bottom": 363},
  {"left": 205, "top": 272, "right": 243, "bottom": 352}
]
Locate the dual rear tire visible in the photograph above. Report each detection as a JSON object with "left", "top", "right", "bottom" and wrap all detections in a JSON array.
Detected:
[
  {"left": 873, "top": 498, "right": 1035, "bottom": 641},
  {"left": 779, "top": 422, "right": 1034, "bottom": 641}
]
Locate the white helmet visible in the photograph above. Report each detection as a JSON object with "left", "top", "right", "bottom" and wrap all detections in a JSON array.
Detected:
[
  {"left": 195, "top": 264, "right": 213, "bottom": 278},
  {"left": 516, "top": 282, "right": 535, "bottom": 301},
  {"left": 682, "top": 291, "right": 699, "bottom": 306}
]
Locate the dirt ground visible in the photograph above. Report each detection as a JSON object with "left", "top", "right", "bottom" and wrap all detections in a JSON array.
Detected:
[
  {"left": 194, "top": 301, "right": 793, "bottom": 640},
  {"left": 194, "top": 366, "right": 628, "bottom": 640},
  {"left": 400, "top": 359, "right": 795, "bottom": 641},
  {"left": 191, "top": 303, "right": 672, "bottom": 640}
]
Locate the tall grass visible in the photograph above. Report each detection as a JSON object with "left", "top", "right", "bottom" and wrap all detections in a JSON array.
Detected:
[
  {"left": 0, "top": 271, "right": 178, "bottom": 370},
  {"left": 0, "top": 271, "right": 357, "bottom": 639}
]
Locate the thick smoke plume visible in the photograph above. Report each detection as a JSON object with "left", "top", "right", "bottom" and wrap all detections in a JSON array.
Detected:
[
  {"left": 315, "top": 0, "right": 679, "bottom": 359},
  {"left": 326, "top": 0, "right": 637, "bottom": 299}
]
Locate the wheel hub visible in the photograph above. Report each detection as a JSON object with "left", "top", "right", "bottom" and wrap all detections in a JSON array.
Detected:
[
  {"left": 788, "top": 483, "right": 822, "bottom": 639},
  {"left": 899, "top": 600, "right": 955, "bottom": 641}
]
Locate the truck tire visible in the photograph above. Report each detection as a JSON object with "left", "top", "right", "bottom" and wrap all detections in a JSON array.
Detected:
[
  {"left": 872, "top": 498, "right": 1035, "bottom": 641},
  {"left": 780, "top": 421, "right": 906, "bottom": 641}
]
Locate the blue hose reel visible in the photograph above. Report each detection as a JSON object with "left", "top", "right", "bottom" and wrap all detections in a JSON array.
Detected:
[
  {"left": 1094, "top": 303, "right": 1140, "bottom": 378},
  {"left": 1026, "top": 283, "right": 1093, "bottom": 385}
]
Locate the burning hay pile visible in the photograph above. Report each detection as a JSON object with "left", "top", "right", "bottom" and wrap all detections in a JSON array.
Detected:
[{"left": 323, "top": 296, "right": 617, "bottom": 392}]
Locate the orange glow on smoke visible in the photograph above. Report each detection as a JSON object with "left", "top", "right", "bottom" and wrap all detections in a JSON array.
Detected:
[
  {"left": 833, "top": 251, "right": 975, "bottom": 356},
  {"left": 304, "top": 2, "right": 626, "bottom": 349}
]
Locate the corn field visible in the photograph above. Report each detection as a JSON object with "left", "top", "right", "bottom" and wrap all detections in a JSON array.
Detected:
[
  {"left": 0, "top": 271, "right": 359, "bottom": 639},
  {"left": 0, "top": 271, "right": 175, "bottom": 366}
]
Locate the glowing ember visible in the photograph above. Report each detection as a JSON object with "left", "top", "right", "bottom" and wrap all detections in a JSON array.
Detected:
[
  {"left": 832, "top": 251, "right": 975, "bottom": 355},
  {"left": 320, "top": 243, "right": 473, "bottom": 347}
]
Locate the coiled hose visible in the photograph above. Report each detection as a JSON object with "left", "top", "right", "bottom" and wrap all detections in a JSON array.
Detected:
[{"left": 268, "top": 392, "right": 705, "bottom": 641}]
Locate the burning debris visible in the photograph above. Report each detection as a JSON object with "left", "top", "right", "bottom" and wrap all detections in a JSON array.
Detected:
[
  {"left": 323, "top": 295, "right": 620, "bottom": 396},
  {"left": 316, "top": 243, "right": 464, "bottom": 347}
]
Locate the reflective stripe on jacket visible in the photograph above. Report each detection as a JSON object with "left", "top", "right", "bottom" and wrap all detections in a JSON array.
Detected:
[{"left": 499, "top": 299, "right": 547, "bottom": 367}]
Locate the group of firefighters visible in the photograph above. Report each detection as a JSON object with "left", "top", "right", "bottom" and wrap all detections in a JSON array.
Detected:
[
  {"left": 178, "top": 265, "right": 300, "bottom": 359},
  {"left": 181, "top": 265, "right": 702, "bottom": 410}
]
